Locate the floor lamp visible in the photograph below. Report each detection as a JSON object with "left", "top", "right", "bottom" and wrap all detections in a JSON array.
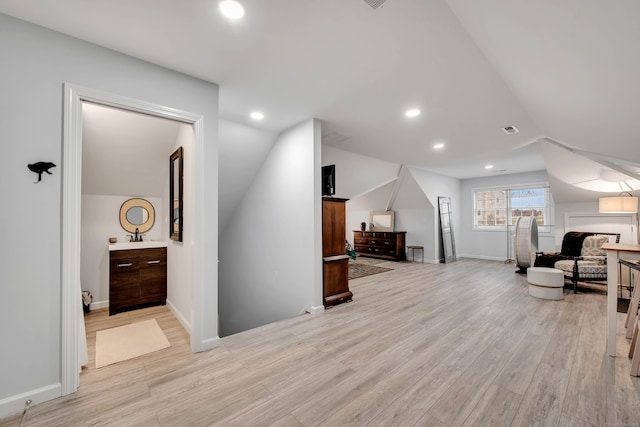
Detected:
[
  {"left": 599, "top": 192, "right": 638, "bottom": 214},
  {"left": 599, "top": 192, "right": 639, "bottom": 243},
  {"left": 504, "top": 189, "right": 514, "bottom": 263}
]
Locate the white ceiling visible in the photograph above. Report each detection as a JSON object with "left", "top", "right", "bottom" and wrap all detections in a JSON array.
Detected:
[
  {"left": 2, "top": 0, "right": 639, "bottom": 182},
  {"left": 82, "top": 102, "right": 187, "bottom": 197}
]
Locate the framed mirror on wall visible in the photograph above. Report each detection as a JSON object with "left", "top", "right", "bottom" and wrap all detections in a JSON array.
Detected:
[
  {"left": 370, "top": 211, "right": 395, "bottom": 232},
  {"left": 170, "top": 146, "right": 183, "bottom": 242},
  {"left": 438, "top": 196, "right": 456, "bottom": 263},
  {"left": 119, "top": 198, "right": 155, "bottom": 234}
]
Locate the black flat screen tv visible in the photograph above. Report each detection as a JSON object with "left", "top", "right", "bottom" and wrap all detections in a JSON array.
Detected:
[{"left": 322, "top": 164, "right": 335, "bottom": 196}]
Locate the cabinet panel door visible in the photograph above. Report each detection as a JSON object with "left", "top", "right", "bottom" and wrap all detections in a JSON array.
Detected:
[
  {"left": 110, "top": 258, "right": 140, "bottom": 290},
  {"left": 322, "top": 200, "right": 346, "bottom": 256},
  {"left": 139, "top": 250, "right": 167, "bottom": 301},
  {"left": 323, "top": 258, "right": 349, "bottom": 298},
  {"left": 110, "top": 258, "right": 141, "bottom": 306}
]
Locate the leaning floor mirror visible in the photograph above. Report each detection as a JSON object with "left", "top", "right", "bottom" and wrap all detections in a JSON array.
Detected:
[{"left": 438, "top": 196, "right": 456, "bottom": 263}]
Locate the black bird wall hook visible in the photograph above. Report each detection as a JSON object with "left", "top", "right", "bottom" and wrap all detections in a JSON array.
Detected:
[{"left": 28, "top": 162, "right": 56, "bottom": 183}]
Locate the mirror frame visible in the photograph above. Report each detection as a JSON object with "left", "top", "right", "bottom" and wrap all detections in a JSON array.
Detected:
[
  {"left": 170, "top": 146, "right": 184, "bottom": 242},
  {"left": 370, "top": 211, "right": 395, "bottom": 232},
  {"left": 438, "top": 196, "right": 457, "bottom": 263},
  {"left": 119, "top": 198, "right": 155, "bottom": 234}
]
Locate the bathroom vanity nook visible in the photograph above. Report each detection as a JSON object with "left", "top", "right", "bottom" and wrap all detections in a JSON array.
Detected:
[{"left": 109, "top": 242, "right": 167, "bottom": 315}]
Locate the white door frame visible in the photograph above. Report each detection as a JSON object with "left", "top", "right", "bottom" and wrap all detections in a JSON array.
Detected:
[{"left": 61, "top": 83, "right": 207, "bottom": 395}]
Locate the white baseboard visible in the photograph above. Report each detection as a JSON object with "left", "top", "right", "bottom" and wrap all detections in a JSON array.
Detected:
[
  {"left": 200, "top": 336, "right": 221, "bottom": 351},
  {"left": 166, "top": 299, "right": 192, "bottom": 335},
  {"left": 90, "top": 299, "right": 109, "bottom": 310},
  {"left": 0, "top": 383, "right": 61, "bottom": 419},
  {"left": 458, "top": 254, "right": 506, "bottom": 262},
  {"left": 308, "top": 305, "right": 325, "bottom": 315}
]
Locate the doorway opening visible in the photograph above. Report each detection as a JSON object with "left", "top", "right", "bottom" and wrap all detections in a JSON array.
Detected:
[
  {"left": 80, "top": 101, "right": 192, "bottom": 372},
  {"left": 62, "top": 84, "right": 211, "bottom": 396}
]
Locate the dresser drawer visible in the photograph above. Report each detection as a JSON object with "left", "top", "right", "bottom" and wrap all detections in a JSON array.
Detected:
[{"left": 353, "top": 230, "right": 406, "bottom": 261}]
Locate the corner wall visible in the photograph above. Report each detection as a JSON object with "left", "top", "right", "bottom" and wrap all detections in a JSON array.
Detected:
[
  {"left": 405, "top": 167, "right": 461, "bottom": 262},
  {"left": 218, "top": 119, "right": 322, "bottom": 337},
  {"left": 321, "top": 145, "right": 399, "bottom": 199}
]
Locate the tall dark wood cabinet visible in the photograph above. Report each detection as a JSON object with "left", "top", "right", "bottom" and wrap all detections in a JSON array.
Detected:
[{"left": 322, "top": 197, "right": 352, "bottom": 307}]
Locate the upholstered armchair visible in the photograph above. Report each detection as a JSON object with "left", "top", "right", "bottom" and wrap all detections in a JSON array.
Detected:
[{"left": 534, "top": 232, "right": 620, "bottom": 293}]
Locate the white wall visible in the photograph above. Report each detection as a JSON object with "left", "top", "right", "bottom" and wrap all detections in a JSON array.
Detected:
[
  {"left": 218, "top": 119, "right": 322, "bottom": 337},
  {"left": 554, "top": 202, "right": 638, "bottom": 246},
  {"left": 552, "top": 201, "right": 598, "bottom": 246},
  {"left": 0, "top": 14, "right": 218, "bottom": 417},
  {"left": 346, "top": 181, "right": 394, "bottom": 238},
  {"left": 165, "top": 126, "right": 195, "bottom": 333},
  {"left": 459, "top": 170, "right": 553, "bottom": 260},
  {"left": 80, "top": 195, "right": 162, "bottom": 308},
  {"left": 322, "top": 145, "right": 399, "bottom": 199},
  {"left": 219, "top": 120, "right": 277, "bottom": 232},
  {"left": 406, "top": 166, "right": 462, "bottom": 262}
]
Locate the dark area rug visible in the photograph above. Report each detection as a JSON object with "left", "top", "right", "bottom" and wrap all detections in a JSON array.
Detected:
[
  {"left": 351, "top": 257, "right": 387, "bottom": 266},
  {"left": 349, "top": 261, "right": 393, "bottom": 280}
]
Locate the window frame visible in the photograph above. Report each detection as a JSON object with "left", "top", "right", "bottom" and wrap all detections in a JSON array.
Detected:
[{"left": 472, "top": 182, "right": 553, "bottom": 233}]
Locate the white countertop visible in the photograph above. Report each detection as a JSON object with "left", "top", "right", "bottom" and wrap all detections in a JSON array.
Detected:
[{"left": 109, "top": 241, "right": 168, "bottom": 251}]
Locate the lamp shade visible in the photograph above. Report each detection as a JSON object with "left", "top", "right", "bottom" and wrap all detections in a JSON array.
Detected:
[{"left": 599, "top": 196, "right": 639, "bottom": 213}]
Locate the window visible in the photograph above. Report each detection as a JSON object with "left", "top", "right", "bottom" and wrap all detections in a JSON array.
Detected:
[
  {"left": 475, "top": 189, "right": 507, "bottom": 226},
  {"left": 474, "top": 185, "right": 552, "bottom": 230}
]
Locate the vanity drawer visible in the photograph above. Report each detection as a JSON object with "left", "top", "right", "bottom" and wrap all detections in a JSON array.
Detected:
[
  {"left": 138, "top": 248, "right": 167, "bottom": 263},
  {"left": 110, "top": 256, "right": 139, "bottom": 273}
]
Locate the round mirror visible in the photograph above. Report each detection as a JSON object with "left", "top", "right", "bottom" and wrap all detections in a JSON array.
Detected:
[
  {"left": 125, "top": 206, "right": 149, "bottom": 225},
  {"left": 119, "top": 198, "right": 155, "bottom": 234}
]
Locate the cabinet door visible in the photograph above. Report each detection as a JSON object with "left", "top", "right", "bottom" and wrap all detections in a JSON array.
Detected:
[
  {"left": 110, "top": 256, "right": 141, "bottom": 309},
  {"left": 139, "top": 249, "right": 167, "bottom": 302},
  {"left": 323, "top": 199, "right": 346, "bottom": 256},
  {"left": 323, "top": 257, "right": 351, "bottom": 306}
]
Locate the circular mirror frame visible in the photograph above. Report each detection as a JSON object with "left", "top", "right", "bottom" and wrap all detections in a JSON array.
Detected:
[{"left": 119, "top": 198, "right": 155, "bottom": 234}]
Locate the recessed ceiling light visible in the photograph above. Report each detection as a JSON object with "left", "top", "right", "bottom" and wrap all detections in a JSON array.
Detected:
[
  {"left": 250, "top": 111, "right": 264, "bottom": 120},
  {"left": 485, "top": 164, "right": 494, "bottom": 170},
  {"left": 219, "top": 1, "right": 244, "bottom": 19},
  {"left": 405, "top": 108, "right": 420, "bottom": 118},
  {"left": 433, "top": 143, "right": 445, "bottom": 150}
]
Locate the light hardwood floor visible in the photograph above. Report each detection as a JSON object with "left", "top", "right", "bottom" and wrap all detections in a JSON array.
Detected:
[{"left": 3, "top": 258, "right": 640, "bottom": 426}]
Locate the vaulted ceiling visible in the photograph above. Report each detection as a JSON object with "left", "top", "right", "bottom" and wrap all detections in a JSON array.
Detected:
[{"left": 1, "top": 0, "right": 638, "bottom": 187}]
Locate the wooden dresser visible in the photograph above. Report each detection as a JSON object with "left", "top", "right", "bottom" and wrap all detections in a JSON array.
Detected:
[
  {"left": 353, "top": 230, "right": 407, "bottom": 261},
  {"left": 323, "top": 197, "right": 352, "bottom": 307},
  {"left": 109, "top": 247, "right": 167, "bottom": 315}
]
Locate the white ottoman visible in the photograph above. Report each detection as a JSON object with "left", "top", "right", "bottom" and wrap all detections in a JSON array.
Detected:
[{"left": 527, "top": 267, "right": 564, "bottom": 300}]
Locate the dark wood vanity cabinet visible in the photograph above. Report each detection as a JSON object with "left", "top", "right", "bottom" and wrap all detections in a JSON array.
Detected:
[
  {"left": 109, "top": 247, "right": 167, "bottom": 315},
  {"left": 353, "top": 231, "right": 407, "bottom": 261}
]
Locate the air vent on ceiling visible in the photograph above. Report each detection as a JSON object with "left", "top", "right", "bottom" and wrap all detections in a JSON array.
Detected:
[
  {"left": 322, "top": 131, "right": 351, "bottom": 145},
  {"left": 364, "top": 0, "right": 387, "bottom": 10},
  {"left": 502, "top": 125, "right": 519, "bottom": 135}
]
